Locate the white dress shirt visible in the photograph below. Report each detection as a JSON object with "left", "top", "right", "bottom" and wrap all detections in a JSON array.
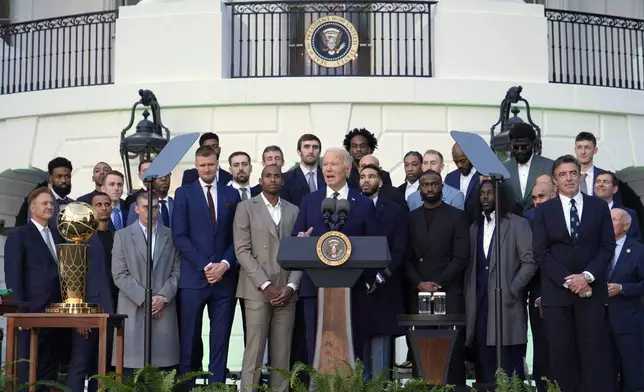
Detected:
[
  {"left": 258, "top": 193, "right": 298, "bottom": 292},
  {"left": 460, "top": 168, "right": 477, "bottom": 196},
  {"left": 32, "top": 219, "right": 57, "bottom": 261},
  {"left": 482, "top": 212, "right": 496, "bottom": 259},
  {"left": 326, "top": 183, "right": 349, "bottom": 200},
  {"left": 198, "top": 178, "right": 230, "bottom": 270},
  {"left": 228, "top": 180, "right": 251, "bottom": 200},
  {"left": 301, "top": 164, "right": 319, "bottom": 190},
  {"left": 581, "top": 166, "right": 595, "bottom": 195},
  {"left": 611, "top": 235, "right": 627, "bottom": 274},
  {"left": 404, "top": 180, "right": 419, "bottom": 201},
  {"left": 517, "top": 154, "right": 533, "bottom": 198},
  {"left": 372, "top": 196, "right": 378, "bottom": 206},
  {"left": 138, "top": 220, "right": 158, "bottom": 259},
  {"left": 559, "top": 191, "right": 595, "bottom": 284}
]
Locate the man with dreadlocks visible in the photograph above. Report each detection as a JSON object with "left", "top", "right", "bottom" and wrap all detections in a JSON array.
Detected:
[{"left": 343, "top": 128, "right": 393, "bottom": 188}]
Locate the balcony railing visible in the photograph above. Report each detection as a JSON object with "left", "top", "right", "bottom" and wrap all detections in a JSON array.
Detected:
[
  {"left": 546, "top": 9, "right": 644, "bottom": 90},
  {"left": 0, "top": 11, "right": 116, "bottom": 95},
  {"left": 225, "top": 0, "right": 436, "bottom": 78}
]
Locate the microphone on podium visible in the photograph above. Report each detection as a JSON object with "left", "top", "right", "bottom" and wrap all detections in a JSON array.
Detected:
[
  {"left": 335, "top": 199, "right": 350, "bottom": 228},
  {"left": 321, "top": 198, "right": 337, "bottom": 225}
]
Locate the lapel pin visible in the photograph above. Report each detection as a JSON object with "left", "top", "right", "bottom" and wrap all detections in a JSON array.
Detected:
[{"left": 626, "top": 248, "right": 631, "bottom": 254}]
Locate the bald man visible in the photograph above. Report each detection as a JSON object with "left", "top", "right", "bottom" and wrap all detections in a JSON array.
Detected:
[
  {"left": 444, "top": 144, "right": 480, "bottom": 225},
  {"left": 606, "top": 208, "right": 644, "bottom": 392},
  {"left": 358, "top": 155, "right": 406, "bottom": 207}
]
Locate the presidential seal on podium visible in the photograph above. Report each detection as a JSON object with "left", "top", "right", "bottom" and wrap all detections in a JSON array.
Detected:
[
  {"left": 305, "top": 15, "right": 359, "bottom": 68},
  {"left": 316, "top": 231, "right": 352, "bottom": 267},
  {"left": 47, "top": 202, "right": 103, "bottom": 314}
]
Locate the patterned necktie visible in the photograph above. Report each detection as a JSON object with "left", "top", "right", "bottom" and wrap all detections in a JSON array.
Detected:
[
  {"left": 579, "top": 173, "right": 588, "bottom": 194},
  {"left": 159, "top": 200, "right": 170, "bottom": 227},
  {"left": 332, "top": 192, "right": 339, "bottom": 200},
  {"left": 112, "top": 207, "right": 123, "bottom": 230},
  {"left": 570, "top": 199, "right": 580, "bottom": 241},
  {"left": 240, "top": 188, "right": 248, "bottom": 201},
  {"left": 307, "top": 172, "right": 317, "bottom": 193},
  {"left": 43, "top": 227, "right": 58, "bottom": 262},
  {"left": 205, "top": 185, "right": 217, "bottom": 226}
]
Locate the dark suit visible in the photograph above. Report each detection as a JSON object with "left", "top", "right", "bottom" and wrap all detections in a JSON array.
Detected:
[
  {"left": 405, "top": 203, "right": 469, "bottom": 385},
  {"left": 66, "top": 234, "right": 116, "bottom": 392},
  {"left": 291, "top": 186, "right": 378, "bottom": 366},
  {"left": 533, "top": 194, "right": 615, "bottom": 392},
  {"left": 281, "top": 166, "right": 325, "bottom": 208},
  {"left": 607, "top": 236, "right": 644, "bottom": 392},
  {"left": 4, "top": 221, "right": 64, "bottom": 387},
  {"left": 123, "top": 188, "right": 145, "bottom": 214},
  {"left": 611, "top": 204, "right": 641, "bottom": 241},
  {"left": 445, "top": 169, "right": 480, "bottom": 225},
  {"left": 504, "top": 155, "right": 555, "bottom": 213},
  {"left": 172, "top": 181, "right": 241, "bottom": 383},
  {"left": 352, "top": 193, "right": 407, "bottom": 377},
  {"left": 250, "top": 184, "right": 262, "bottom": 196},
  {"left": 77, "top": 190, "right": 100, "bottom": 204},
  {"left": 128, "top": 197, "right": 172, "bottom": 227},
  {"left": 348, "top": 167, "right": 392, "bottom": 189},
  {"left": 181, "top": 168, "right": 232, "bottom": 186}
]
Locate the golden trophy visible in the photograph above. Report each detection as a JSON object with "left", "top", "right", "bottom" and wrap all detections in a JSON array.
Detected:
[{"left": 47, "top": 202, "right": 103, "bottom": 314}]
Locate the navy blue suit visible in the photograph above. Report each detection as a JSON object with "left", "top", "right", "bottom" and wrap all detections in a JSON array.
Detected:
[
  {"left": 611, "top": 204, "right": 641, "bottom": 241},
  {"left": 172, "top": 181, "right": 240, "bottom": 383},
  {"left": 77, "top": 190, "right": 100, "bottom": 204},
  {"left": 127, "top": 197, "right": 171, "bottom": 227},
  {"left": 352, "top": 193, "right": 407, "bottom": 373},
  {"left": 348, "top": 167, "right": 392, "bottom": 189},
  {"left": 533, "top": 194, "right": 615, "bottom": 392},
  {"left": 66, "top": 233, "right": 116, "bottom": 392},
  {"left": 607, "top": 236, "right": 644, "bottom": 392},
  {"left": 4, "top": 221, "right": 63, "bottom": 387},
  {"left": 181, "top": 168, "right": 232, "bottom": 186},
  {"left": 281, "top": 166, "right": 326, "bottom": 207},
  {"left": 291, "top": 186, "right": 379, "bottom": 365},
  {"left": 445, "top": 169, "right": 480, "bottom": 224}
]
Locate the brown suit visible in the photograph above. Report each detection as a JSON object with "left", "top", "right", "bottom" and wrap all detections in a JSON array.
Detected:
[{"left": 233, "top": 195, "right": 301, "bottom": 392}]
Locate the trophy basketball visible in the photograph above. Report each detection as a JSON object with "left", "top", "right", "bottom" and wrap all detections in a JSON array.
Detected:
[{"left": 47, "top": 201, "right": 103, "bottom": 314}]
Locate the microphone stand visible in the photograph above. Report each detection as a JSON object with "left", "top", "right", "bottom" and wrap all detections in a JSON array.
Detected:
[
  {"left": 143, "top": 178, "right": 156, "bottom": 365},
  {"left": 490, "top": 174, "right": 505, "bottom": 372}
]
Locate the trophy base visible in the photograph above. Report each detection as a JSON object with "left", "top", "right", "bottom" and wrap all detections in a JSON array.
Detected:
[{"left": 46, "top": 303, "right": 103, "bottom": 314}]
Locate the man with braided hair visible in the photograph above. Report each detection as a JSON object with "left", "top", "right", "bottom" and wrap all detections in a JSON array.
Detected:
[{"left": 343, "top": 128, "right": 392, "bottom": 188}]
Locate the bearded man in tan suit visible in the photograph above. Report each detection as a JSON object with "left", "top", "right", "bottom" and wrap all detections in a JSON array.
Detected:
[{"left": 234, "top": 164, "right": 302, "bottom": 392}]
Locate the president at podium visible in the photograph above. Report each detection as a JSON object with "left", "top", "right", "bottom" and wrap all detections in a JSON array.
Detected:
[{"left": 291, "top": 147, "right": 378, "bottom": 366}]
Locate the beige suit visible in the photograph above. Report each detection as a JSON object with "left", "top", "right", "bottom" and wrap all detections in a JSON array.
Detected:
[{"left": 234, "top": 195, "right": 301, "bottom": 392}]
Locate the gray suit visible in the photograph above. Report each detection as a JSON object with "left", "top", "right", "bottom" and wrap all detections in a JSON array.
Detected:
[
  {"left": 111, "top": 221, "right": 180, "bottom": 369},
  {"left": 504, "top": 154, "right": 554, "bottom": 212},
  {"left": 233, "top": 195, "right": 301, "bottom": 392},
  {"left": 464, "top": 214, "right": 538, "bottom": 347}
]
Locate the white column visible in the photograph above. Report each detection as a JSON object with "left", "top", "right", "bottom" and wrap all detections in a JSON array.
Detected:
[{"left": 432, "top": 0, "right": 549, "bottom": 83}]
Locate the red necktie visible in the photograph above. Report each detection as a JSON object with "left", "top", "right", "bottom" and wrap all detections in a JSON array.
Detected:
[{"left": 205, "top": 185, "right": 217, "bottom": 226}]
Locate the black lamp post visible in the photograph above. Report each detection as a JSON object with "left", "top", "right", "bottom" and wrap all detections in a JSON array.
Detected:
[
  {"left": 489, "top": 86, "right": 542, "bottom": 163},
  {"left": 120, "top": 89, "right": 171, "bottom": 193},
  {"left": 119, "top": 89, "right": 170, "bottom": 366}
]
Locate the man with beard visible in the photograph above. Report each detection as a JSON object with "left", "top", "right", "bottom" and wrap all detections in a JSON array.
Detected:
[
  {"left": 228, "top": 152, "right": 261, "bottom": 200},
  {"left": 464, "top": 180, "right": 537, "bottom": 384},
  {"left": 77, "top": 162, "right": 112, "bottom": 204},
  {"left": 127, "top": 172, "right": 173, "bottom": 228},
  {"left": 181, "top": 132, "right": 233, "bottom": 186},
  {"left": 282, "top": 134, "right": 324, "bottom": 208},
  {"left": 343, "top": 128, "right": 392, "bottom": 188},
  {"left": 503, "top": 123, "right": 554, "bottom": 214},
  {"left": 408, "top": 150, "right": 464, "bottom": 211},
  {"left": 358, "top": 154, "right": 407, "bottom": 208},
  {"left": 445, "top": 144, "right": 480, "bottom": 224},
  {"left": 101, "top": 171, "right": 127, "bottom": 231},
  {"left": 19, "top": 157, "right": 74, "bottom": 228},
  {"left": 354, "top": 164, "right": 407, "bottom": 380},
  {"left": 397, "top": 151, "right": 423, "bottom": 201},
  {"left": 66, "top": 192, "right": 118, "bottom": 392},
  {"left": 234, "top": 165, "right": 301, "bottom": 392},
  {"left": 405, "top": 170, "right": 469, "bottom": 385}
]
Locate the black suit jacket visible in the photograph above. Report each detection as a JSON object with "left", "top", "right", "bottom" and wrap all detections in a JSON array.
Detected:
[
  {"left": 406, "top": 203, "right": 469, "bottom": 314},
  {"left": 533, "top": 194, "right": 615, "bottom": 306},
  {"left": 180, "top": 167, "right": 232, "bottom": 186},
  {"left": 348, "top": 167, "right": 392, "bottom": 189},
  {"left": 281, "top": 166, "right": 325, "bottom": 207}
]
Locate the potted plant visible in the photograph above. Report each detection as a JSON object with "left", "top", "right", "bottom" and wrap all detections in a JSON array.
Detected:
[{"left": 91, "top": 365, "right": 232, "bottom": 392}]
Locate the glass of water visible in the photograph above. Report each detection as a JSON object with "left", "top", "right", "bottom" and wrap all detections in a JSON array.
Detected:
[
  {"left": 417, "top": 292, "right": 432, "bottom": 314},
  {"left": 432, "top": 292, "right": 447, "bottom": 315}
]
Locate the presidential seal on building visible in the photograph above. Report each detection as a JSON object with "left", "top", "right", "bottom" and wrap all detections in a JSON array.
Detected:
[
  {"left": 316, "top": 231, "right": 352, "bottom": 267},
  {"left": 305, "top": 15, "right": 359, "bottom": 68}
]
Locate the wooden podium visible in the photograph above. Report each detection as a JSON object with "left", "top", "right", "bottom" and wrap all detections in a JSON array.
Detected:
[
  {"left": 399, "top": 314, "right": 465, "bottom": 385},
  {"left": 278, "top": 236, "right": 390, "bottom": 373},
  {"left": 4, "top": 313, "right": 127, "bottom": 392}
]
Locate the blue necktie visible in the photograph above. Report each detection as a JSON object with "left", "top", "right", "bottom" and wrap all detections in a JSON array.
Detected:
[
  {"left": 112, "top": 207, "right": 123, "bottom": 230},
  {"left": 160, "top": 200, "right": 170, "bottom": 227},
  {"left": 570, "top": 199, "right": 580, "bottom": 242}
]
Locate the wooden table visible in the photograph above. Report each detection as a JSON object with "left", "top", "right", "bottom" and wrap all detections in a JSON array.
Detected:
[
  {"left": 4, "top": 313, "right": 127, "bottom": 392},
  {"left": 399, "top": 314, "right": 466, "bottom": 386}
]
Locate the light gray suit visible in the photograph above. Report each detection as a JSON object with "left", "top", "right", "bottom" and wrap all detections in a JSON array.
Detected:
[
  {"left": 504, "top": 154, "right": 554, "bottom": 213},
  {"left": 464, "top": 214, "right": 538, "bottom": 347},
  {"left": 233, "top": 195, "right": 301, "bottom": 392},
  {"left": 111, "top": 221, "right": 180, "bottom": 369}
]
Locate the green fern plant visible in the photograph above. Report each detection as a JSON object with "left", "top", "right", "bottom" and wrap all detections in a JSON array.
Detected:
[
  {"left": 0, "top": 360, "right": 72, "bottom": 392},
  {"left": 91, "top": 364, "right": 216, "bottom": 392},
  {"left": 541, "top": 377, "right": 562, "bottom": 392}
]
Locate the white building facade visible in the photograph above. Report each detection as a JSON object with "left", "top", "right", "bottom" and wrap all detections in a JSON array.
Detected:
[{"left": 1, "top": 0, "right": 643, "bottom": 372}]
